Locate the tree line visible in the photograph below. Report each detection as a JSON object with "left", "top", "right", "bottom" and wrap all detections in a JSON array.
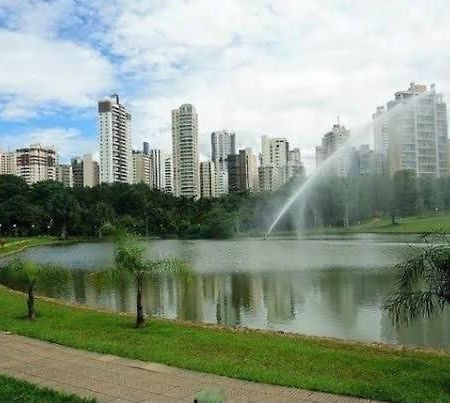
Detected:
[{"left": 1, "top": 170, "right": 450, "bottom": 239}]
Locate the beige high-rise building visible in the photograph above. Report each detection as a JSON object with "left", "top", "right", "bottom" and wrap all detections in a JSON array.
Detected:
[
  {"left": 72, "top": 154, "right": 99, "bottom": 188},
  {"left": 0, "top": 150, "right": 16, "bottom": 175},
  {"left": 375, "top": 83, "right": 448, "bottom": 177},
  {"left": 99, "top": 94, "right": 133, "bottom": 184},
  {"left": 315, "top": 123, "right": 351, "bottom": 177},
  {"left": 16, "top": 144, "right": 57, "bottom": 185},
  {"left": 200, "top": 161, "right": 217, "bottom": 198},
  {"left": 172, "top": 104, "right": 199, "bottom": 198},
  {"left": 56, "top": 164, "right": 73, "bottom": 187},
  {"left": 259, "top": 135, "right": 290, "bottom": 191},
  {"left": 132, "top": 151, "right": 151, "bottom": 185}
]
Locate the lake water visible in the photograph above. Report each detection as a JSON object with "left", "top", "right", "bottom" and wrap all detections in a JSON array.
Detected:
[{"left": 2, "top": 234, "right": 450, "bottom": 348}]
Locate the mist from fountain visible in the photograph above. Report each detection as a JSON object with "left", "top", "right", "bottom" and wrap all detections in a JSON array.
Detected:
[{"left": 264, "top": 90, "right": 429, "bottom": 238}]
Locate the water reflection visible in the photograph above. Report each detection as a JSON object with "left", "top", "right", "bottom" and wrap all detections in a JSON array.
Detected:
[{"left": 1, "top": 236, "right": 449, "bottom": 348}]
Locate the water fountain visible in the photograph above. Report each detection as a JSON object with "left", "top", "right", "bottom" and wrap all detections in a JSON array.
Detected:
[{"left": 264, "top": 90, "right": 430, "bottom": 238}]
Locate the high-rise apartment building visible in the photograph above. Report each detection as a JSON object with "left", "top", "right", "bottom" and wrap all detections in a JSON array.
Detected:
[
  {"left": 315, "top": 123, "right": 351, "bottom": 176},
  {"left": 71, "top": 154, "right": 99, "bottom": 188},
  {"left": 200, "top": 161, "right": 217, "bottom": 198},
  {"left": 228, "top": 148, "right": 258, "bottom": 193},
  {"left": 172, "top": 104, "right": 199, "bottom": 198},
  {"left": 0, "top": 150, "right": 16, "bottom": 175},
  {"left": 287, "top": 148, "right": 305, "bottom": 179},
  {"left": 149, "top": 149, "right": 166, "bottom": 190},
  {"left": 374, "top": 83, "right": 448, "bottom": 177},
  {"left": 259, "top": 135, "right": 291, "bottom": 191},
  {"left": 98, "top": 94, "right": 133, "bottom": 184},
  {"left": 132, "top": 151, "right": 151, "bottom": 185},
  {"left": 164, "top": 155, "right": 173, "bottom": 193},
  {"left": 16, "top": 144, "right": 57, "bottom": 185},
  {"left": 211, "top": 130, "right": 236, "bottom": 196},
  {"left": 56, "top": 164, "right": 73, "bottom": 187}
]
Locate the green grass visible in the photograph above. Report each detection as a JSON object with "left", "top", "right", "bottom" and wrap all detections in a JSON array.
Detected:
[
  {"left": 0, "top": 374, "right": 94, "bottom": 402},
  {"left": 0, "top": 237, "right": 61, "bottom": 257},
  {"left": 0, "top": 287, "right": 449, "bottom": 402},
  {"left": 349, "top": 213, "right": 450, "bottom": 234}
]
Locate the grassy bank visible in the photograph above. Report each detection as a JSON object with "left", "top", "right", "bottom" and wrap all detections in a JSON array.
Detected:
[
  {"left": 0, "top": 374, "right": 94, "bottom": 402},
  {"left": 348, "top": 213, "right": 450, "bottom": 234},
  {"left": 0, "top": 287, "right": 449, "bottom": 402},
  {"left": 0, "top": 237, "right": 61, "bottom": 257}
]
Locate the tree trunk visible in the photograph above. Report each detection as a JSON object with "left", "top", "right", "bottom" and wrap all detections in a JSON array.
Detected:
[
  {"left": 27, "top": 284, "right": 35, "bottom": 321},
  {"left": 135, "top": 274, "right": 145, "bottom": 328},
  {"left": 61, "top": 223, "right": 68, "bottom": 240},
  {"left": 391, "top": 214, "right": 396, "bottom": 225}
]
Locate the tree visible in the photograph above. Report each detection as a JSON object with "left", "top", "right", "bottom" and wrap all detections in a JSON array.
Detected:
[
  {"left": 384, "top": 232, "right": 450, "bottom": 326},
  {"left": 47, "top": 190, "right": 81, "bottom": 239},
  {"left": 113, "top": 233, "right": 188, "bottom": 328}
]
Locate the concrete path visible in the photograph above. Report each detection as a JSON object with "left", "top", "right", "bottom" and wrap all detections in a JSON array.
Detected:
[{"left": 0, "top": 332, "right": 378, "bottom": 403}]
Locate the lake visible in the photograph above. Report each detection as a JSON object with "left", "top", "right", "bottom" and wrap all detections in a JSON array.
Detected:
[{"left": 2, "top": 234, "right": 450, "bottom": 348}]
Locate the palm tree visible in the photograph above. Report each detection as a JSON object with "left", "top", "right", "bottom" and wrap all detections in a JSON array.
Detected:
[
  {"left": 0, "top": 259, "right": 71, "bottom": 321},
  {"left": 384, "top": 232, "right": 450, "bottom": 326},
  {"left": 114, "top": 232, "right": 188, "bottom": 328}
]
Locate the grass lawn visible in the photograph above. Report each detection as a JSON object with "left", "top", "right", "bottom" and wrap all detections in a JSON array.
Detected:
[
  {"left": 349, "top": 213, "right": 450, "bottom": 233},
  {"left": 0, "top": 374, "right": 94, "bottom": 402},
  {"left": 0, "top": 287, "right": 449, "bottom": 402},
  {"left": 0, "top": 237, "right": 61, "bottom": 257}
]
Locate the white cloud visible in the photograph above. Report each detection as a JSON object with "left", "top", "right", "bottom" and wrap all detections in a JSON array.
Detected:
[
  {"left": 90, "top": 0, "right": 450, "bottom": 173},
  {"left": 2, "top": 0, "right": 450, "bottom": 173}
]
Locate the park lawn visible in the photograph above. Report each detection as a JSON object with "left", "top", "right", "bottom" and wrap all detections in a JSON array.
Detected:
[
  {"left": 350, "top": 213, "right": 450, "bottom": 233},
  {"left": 0, "top": 286, "right": 449, "bottom": 403},
  {"left": 0, "top": 374, "right": 94, "bottom": 402},
  {"left": 0, "top": 237, "right": 60, "bottom": 257}
]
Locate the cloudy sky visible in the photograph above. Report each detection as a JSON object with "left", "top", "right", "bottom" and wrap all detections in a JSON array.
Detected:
[{"left": 0, "top": 0, "right": 449, "bottom": 172}]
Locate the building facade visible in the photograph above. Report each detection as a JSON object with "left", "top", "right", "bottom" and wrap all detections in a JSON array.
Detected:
[
  {"left": 211, "top": 130, "right": 236, "bottom": 196},
  {"left": 375, "top": 83, "right": 448, "bottom": 177},
  {"left": 15, "top": 144, "right": 57, "bottom": 185},
  {"left": 164, "top": 155, "right": 173, "bottom": 193},
  {"left": 132, "top": 151, "right": 151, "bottom": 185},
  {"left": 0, "top": 150, "right": 16, "bottom": 175},
  {"left": 72, "top": 154, "right": 99, "bottom": 188},
  {"left": 149, "top": 149, "right": 166, "bottom": 190},
  {"left": 56, "top": 164, "right": 73, "bottom": 187},
  {"left": 228, "top": 148, "right": 258, "bottom": 193},
  {"left": 200, "top": 161, "right": 217, "bottom": 198},
  {"left": 315, "top": 123, "right": 351, "bottom": 177},
  {"left": 98, "top": 94, "right": 133, "bottom": 184},
  {"left": 172, "top": 104, "right": 199, "bottom": 198}
]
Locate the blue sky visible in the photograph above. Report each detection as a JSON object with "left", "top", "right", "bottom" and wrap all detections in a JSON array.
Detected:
[{"left": 0, "top": 0, "right": 449, "bottom": 172}]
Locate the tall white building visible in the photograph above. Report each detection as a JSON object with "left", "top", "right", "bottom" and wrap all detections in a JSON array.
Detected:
[
  {"left": 375, "top": 83, "right": 448, "bottom": 177},
  {"left": 259, "top": 135, "right": 290, "bottom": 191},
  {"left": 211, "top": 130, "right": 235, "bottom": 196},
  {"left": 172, "top": 104, "right": 199, "bottom": 198},
  {"left": 0, "top": 150, "right": 16, "bottom": 175},
  {"left": 149, "top": 149, "right": 166, "bottom": 190},
  {"left": 98, "top": 94, "right": 133, "bottom": 184},
  {"left": 315, "top": 123, "right": 351, "bottom": 177},
  {"left": 200, "top": 161, "right": 217, "bottom": 198},
  {"left": 16, "top": 144, "right": 57, "bottom": 185}
]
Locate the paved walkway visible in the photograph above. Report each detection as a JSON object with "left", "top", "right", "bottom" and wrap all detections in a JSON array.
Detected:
[{"left": 0, "top": 332, "right": 378, "bottom": 403}]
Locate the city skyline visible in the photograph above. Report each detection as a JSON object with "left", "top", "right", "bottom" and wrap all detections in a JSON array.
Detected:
[{"left": 1, "top": 1, "right": 450, "bottom": 174}]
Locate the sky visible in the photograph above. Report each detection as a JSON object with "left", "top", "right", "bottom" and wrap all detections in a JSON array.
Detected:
[{"left": 0, "top": 0, "right": 449, "bottom": 173}]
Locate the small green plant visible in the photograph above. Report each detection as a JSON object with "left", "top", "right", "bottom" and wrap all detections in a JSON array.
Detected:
[{"left": 107, "top": 231, "right": 189, "bottom": 328}]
